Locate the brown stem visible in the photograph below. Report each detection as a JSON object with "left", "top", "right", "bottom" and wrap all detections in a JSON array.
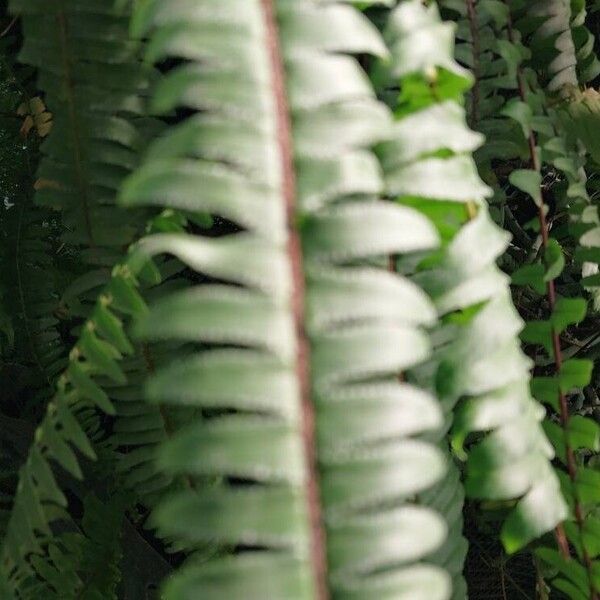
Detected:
[
  {"left": 535, "top": 556, "right": 550, "bottom": 600},
  {"left": 56, "top": 9, "right": 96, "bottom": 250},
  {"left": 260, "top": 2, "right": 328, "bottom": 599},
  {"left": 465, "top": 0, "right": 481, "bottom": 126},
  {"left": 505, "top": 7, "right": 596, "bottom": 596},
  {"left": 0, "top": 16, "right": 17, "bottom": 38}
]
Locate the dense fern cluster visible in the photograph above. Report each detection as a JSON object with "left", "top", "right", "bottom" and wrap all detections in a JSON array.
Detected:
[{"left": 0, "top": 1, "right": 599, "bottom": 599}]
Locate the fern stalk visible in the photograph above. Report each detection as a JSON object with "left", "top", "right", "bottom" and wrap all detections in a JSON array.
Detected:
[
  {"left": 55, "top": 8, "right": 95, "bottom": 250},
  {"left": 260, "top": 1, "right": 328, "bottom": 597}
]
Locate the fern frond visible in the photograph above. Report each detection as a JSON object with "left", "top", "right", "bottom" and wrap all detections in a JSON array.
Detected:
[
  {"left": 9, "top": 0, "right": 154, "bottom": 275},
  {"left": 0, "top": 260, "right": 146, "bottom": 596},
  {"left": 379, "top": 0, "right": 567, "bottom": 559},
  {"left": 527, "top": 0, "right": 579, "bottom": 92},
  {"left": 120, "top": 0, "right": 453, "bottom": 597},
  {"left": 448, "top": 1, "right": 600, "bottom": 596}
]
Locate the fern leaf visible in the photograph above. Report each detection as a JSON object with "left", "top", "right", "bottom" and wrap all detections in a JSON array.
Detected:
[
  {"left": 378, "top": 0, "right": 567, "bottom": 559},
  {"left": 121, "top": 0, "right": 453, "bottom": 597}
]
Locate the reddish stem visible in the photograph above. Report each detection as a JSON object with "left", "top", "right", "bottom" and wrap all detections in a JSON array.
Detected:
[{"left": 260, "top": 2, "right": 329, "bottom": 598}]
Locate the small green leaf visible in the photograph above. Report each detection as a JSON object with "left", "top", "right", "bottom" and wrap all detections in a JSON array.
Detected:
[
  {"left": 552, "top": 578, "right": 589, "bottom": 600},
  {"left": 137, "top": 258, "right": 163, "bottom": 286},
  {"left": 28, "top": 448, "right": 67, "bottom": 508},
  {"left": 501, "top": 478, "right": 567, "bottom": 553},
  {"left": 582, "top": 273, "right": 600, "bottom": 287},
  {"left": 39, "top": 424, "right": 82, "bottom": 480},
  {"left": 108, "top": 275, "right": 148, "bottom": 318},
  {"left": 509, "top": 169, "right": 543, "bottom": 207},
  {"left": 501, "top": 99, "right": 533, "bottom": 139},
  {"left": 78, "top": 329, "right": 126, "bottom": 385},
  {"left": 520, "top": 320, "right": 553, "bottom": 354},
  {"left": 568, "top": 416, "right": 600, "bottom": 452},
  {"left": 565, "top": 517, "right": 600, "bottom": 559},
  {"left": 54, "top": 401, "right": 96, "bottom": 460},
  {"left": 551, "top": 298, "right": 588, "bottom": 332},
  {"left": 496, "top": 39, "right": 521, "bottom": 81},
  {"left": 544, "top": 239, "right": 565, "bottom": 282},
  {"left": 68, "top": 362, "right": 116, "bottom": 415},
  {"left": 559, "top": 359, "right": 593, "bottom": 393},
  {"left": 512, "top": 263, "right": 546, "bottom": 293},
  {"left": 576, "top": 468, "right": 600, "bottom": 504},
  {"left": 94, "top": 305, "right": 134, "bottom": 356},
  {"left": 531, "top": 376, "right": 559, "bottom": 410}
]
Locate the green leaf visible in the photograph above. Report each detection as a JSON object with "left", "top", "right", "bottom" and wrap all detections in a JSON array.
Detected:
[
  {"left": 502, "top": 100, "right": 533, "bottom": 139},
  {"left": 68, "top": 362, "right": 116, "bottom": 415},
  {"left": 531, "top": 376, "right": 560, "bottom": 410},
  {"left": 543, "top": 419, "right": 567, "bottom": 464},
  {"left": 509, "top": 169, "right": 543, "bottom": 207},
  {"left": 38, "top": 423, "right": 82, "bottom": 480},
  {"left": 496, "top": 38, "right": 522, "bottom": 81},
  {"left": 568, "top": 416, "right": 600, "bottom": 452},
  {"left": 544, "top": 239, "right": 566, "bottom": 282},
  {"left": 78, "top": 328, "right": 126, "bottom": 385},
  {"left": 511, "top": 263, "right": 546, "bottom": 293},
  {"left": 551, "top": 298, "right": 588, "bottom": 332},
  {"left": 161, "top": 555, "right": 312, "bottom": 600},
  {"left": 146, "top": 352, "right": 298, "bottom": 418},
  {"left": 28, "top": 448, "right": 67, "bottom": 508},
  {"left": 576, "top": 468, "right": 600, "bottom": 504},
  {"left": 386, "top": 155, "right": 492, "bottom": 202},
  {"left": 536, "top": 547, "right": 590, "bottom": 596},
  {"left": 54, "top": 401, "right": 96, "bottom": 460},
  {"left": 152, "top": 488, "right": 307, "bottom": 547},
  {"left": 158, "top": 418, "right": 304, "bottom": 484},
  {"left": 559, "top": 359, "right": 593, "bottom": 393},
  {"left": 93, "top": 305, "right": 134, "bottom": 356},
  {"left": 552, "top": 579, "right": 589, "bottom": 600},
  {"left": 135, "top": 286, "right": 294, "bottom": 361},
  {"left": 520, "top": 320, "right": 553, "bottom": 354},
  {"left": 302, "top": 202, "right": 440, "bottom": 262},
  {"left": 327, "top": 506, "right": 447, "bottom": 574},
  {"left": 108, "top": 275, "right": 148, "bottom": 318},
  {"left": 582, "top": 273, "right": 600, "bottom": 287}
]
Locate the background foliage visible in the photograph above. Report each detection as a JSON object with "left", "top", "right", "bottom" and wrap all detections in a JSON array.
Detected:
[{"left": 0, "top": 1, "right": 599, "bottom": 599}]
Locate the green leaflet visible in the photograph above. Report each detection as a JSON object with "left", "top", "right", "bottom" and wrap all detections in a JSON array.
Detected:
[{"left": 509, "top": 168, "right": 543, "bottom": 206}]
